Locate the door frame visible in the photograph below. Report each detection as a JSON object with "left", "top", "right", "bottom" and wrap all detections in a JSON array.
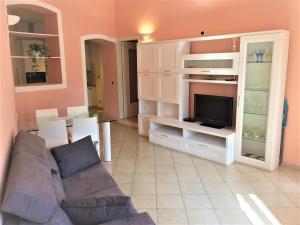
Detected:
[
  {"left": 80, "top": 34, "right": 117, "bottom": 106},
  {"left": 116, "top": 37, "right": 139, "bottom": 119}
]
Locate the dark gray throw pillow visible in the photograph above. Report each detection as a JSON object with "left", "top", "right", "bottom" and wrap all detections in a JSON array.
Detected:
[
  {"left": 61, "top": 196, "right": 137, "bottom": 225},
  {"left": 51, "top": 135, "right": 100, "bottom": 178}
]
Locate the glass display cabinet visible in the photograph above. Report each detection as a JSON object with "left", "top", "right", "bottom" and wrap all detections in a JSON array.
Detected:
[{"left": 235, "top": 31, "right": 289, "bottom": 171}]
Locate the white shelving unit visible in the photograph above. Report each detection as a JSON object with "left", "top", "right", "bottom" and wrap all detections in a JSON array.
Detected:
[
  {"left": 137, "top": 30, "right": 289, "bottom": 168},
  {"left": 235, "top": 31, "right": 290, "bottom": 171}
]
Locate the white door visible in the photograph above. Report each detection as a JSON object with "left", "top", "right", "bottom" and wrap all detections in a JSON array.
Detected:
[
  {"left": 157, "top": 74, "right": 178, "bottom": 103},
  {"left": 157, "top": 42, "right": 177, "bottom": 73},
  {"left": 235, "top": 33, "right": 288, "bottom": 171},
  {"left": 122, "top": 41, "right": 138, "bottom": 118},
  {"left": 137, "top": 44, "right": 155, "bottom": 72},
  {"left": 138, "top": 73, "right": 156, "bottom": 100}
]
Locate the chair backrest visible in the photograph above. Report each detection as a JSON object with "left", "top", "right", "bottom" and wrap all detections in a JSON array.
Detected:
[
  {"left": 67, "top": 106, "right": 89, "bottom": 118},
  {"left": 72, "top": 117, "right": 99, "bottom": 154},
  {"left": 36, "top": 108, "right": 59, "bottom": 122},
  {"left": 38, "top": 120, "right": 68, "bottom": 149}
]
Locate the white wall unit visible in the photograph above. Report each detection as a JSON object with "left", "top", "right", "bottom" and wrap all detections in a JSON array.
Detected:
[
  {"left": 138, "top": 73, "right": 157, "bottom": 100},
  {"left": 157, "top": 74, "right": 179, "bottom": 103},
  {"left": 180, "top": 52, "right": 239, "bottom": 75},
  {"left": 137, "top": 30, "right": 289, "bottom": 169},
  {"left": 157, "top": 41, "right": 189, "bottom": 73},
  {"left": 149, "top": 117, "right": 235, "bottom": 165},
  {"left": 235, "top": 31, "right": 289, "bottom": 171},
  {"left": 137, "top": 44, "right": 156, "bottom": 72}
]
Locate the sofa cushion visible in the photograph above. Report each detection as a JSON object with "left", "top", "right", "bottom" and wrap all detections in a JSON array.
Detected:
[
  {"left": 61, "top": 196, "right": 136, "bottom": 225},
  {"left": 98, "top": 212, "right": 155, "bottom": 225},
  {"left": 62, "top": 164, "right": 117, "bottom": 199},
  {"left": 51, "top": 136, "right": 100, "bottom": 178},
  {"left": 4, "top": 208, "right": 74, "bottom": 225},
  {"left": 1, "top": 152, "right": 58, "bottom": 223},
  {"left": 12, "top": 131, "right": 47, "bottom": 160}
]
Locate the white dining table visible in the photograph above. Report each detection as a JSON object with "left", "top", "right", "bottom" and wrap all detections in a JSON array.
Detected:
[{"left": 18, "top": 113, "right": 116, "bottom": 162}]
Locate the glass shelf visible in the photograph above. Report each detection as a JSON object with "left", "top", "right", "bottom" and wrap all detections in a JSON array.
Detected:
[
  {"left": 244, "top": 111, "right": 268, "bottom": 116},
  {"left": 242, "top": 135, "right": 266, "bottom": 143},
  {"left": 242, "top": 153, "right": 265, "bottom": 161},
  {"left": 246, "top": 61, "right": 272, "bottom": 64},
  {"left": 245, "top": 87, "right": 269, "bottom": 92}
]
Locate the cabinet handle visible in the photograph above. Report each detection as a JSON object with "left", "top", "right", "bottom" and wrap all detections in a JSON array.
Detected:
[
  {"left": 163, "top": 70, "right": 171, "bottom": 73},
  {"left": 143, "top": 69, "right": 150, "bottom": 72},
  {"left": 201, "top": 70, "right": 211, "bottom": 73},
  {"left": 161, "top": 134, "right": 169, "bottom": 138},
  {"left": 198, "top": 143, "right": 208, "bottom": 148},
  {"left": 163, "top": 74, "right": 171, "bottom": 76}
]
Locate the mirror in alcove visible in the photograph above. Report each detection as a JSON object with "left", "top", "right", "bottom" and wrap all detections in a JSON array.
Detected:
[{"left": 7, "top": 4, "right": 63, "bottom": 87}]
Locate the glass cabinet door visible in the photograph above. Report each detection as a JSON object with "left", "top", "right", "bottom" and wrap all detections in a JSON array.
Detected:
[{"left": 241, "top": 41, "right": 273, "bottom": 161}]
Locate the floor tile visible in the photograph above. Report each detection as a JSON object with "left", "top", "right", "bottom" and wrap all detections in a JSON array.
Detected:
[
  {"left": 179, "top": 182, "right": 206, "bottom": 194},
  {"left": 177, "top": 172, "right": 200, "bottom": 182},
  {"left": 183, "top": 194, "right": 212, "bottom": 208},
  {"left": 131, "top": 194, "right": 157, "bottom": 208},
  {"left": 203, "top": 182, "right": 231, "bottom": 194},
  {"left": 156, "top": 173, "right": 178, "bottom": 182},
  {"left": 226, "top": 181, "right": 256, "bottom": 194},
  {"left": 157, "top": 194, "right": 184, "bottom": 208},
  {"left": 271, "top": 208, "right": 300, "bottom": 225},
  {"left": 186, "top": 209, "right": 219, "bottom": 224},
  {"left": 215, "top": 209, "right": 252, "bottom": 225},
  {"left": 208, "top": 194, "right": 240, "bottom": 208},
  {"left": 132, "top": 182, "right": 156, "bottom": 194},
  {"left": 156, "top": 164, "right": 176, "bottom": 173},
  {"left": 195, "top": 163, "right": 218, "bottom": 173},
  {"left": 258, "top": 193, "right": 295, "bottom": 207},
  {"left": 286, "top": 193, "right": 300, "bottom": 207},
  {"left": 157, "top": 209, "right": 188, "bottom": 224},
  {"left": 199, "top": 172, "right": 223, "bottom": 182},
  {"left": 133, "top": 172, "right": 155, "bottom": 183},
  {"left": 112, "top": 173, "right": 133, "bottom": 184},
  {"left": 175, "top": 164, "right": 196, "bottom": 173},
  {"left": 250, "top": 181, "right": 281, "bottom": 194},
  {"left": 156, "top": 182, "right": 181, "bottom": 194}
]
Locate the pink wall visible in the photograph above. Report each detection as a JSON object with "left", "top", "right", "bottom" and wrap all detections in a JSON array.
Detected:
[
  {"left": 0, "top": 0, "right": 17, "bottom": 203},
  {"left": 15, "top": 0, "right": 118, "bottom": 120},
  {"left": 115, "top": 0, "right": 300, "bottom": 166}
]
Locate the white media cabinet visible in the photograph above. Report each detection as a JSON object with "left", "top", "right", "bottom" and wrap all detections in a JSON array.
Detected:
[
  {"left": 138, "top": 30, "right": 289, "bottom": 170},
  {"left": 149, "top": 117, "right": 235, "bottom": 165}
]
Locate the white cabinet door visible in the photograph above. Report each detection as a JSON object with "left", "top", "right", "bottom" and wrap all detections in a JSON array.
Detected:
[
  {"left": 137, "top": 44, "right": 155, "bottom": 72},
  {"left": 157, "top": 42, "right": 178, "bottom": 73},
  {"left": 157, "top": 74, "right": 179, "bottom": 103},
  {"left": 235, "top": 32, "right": 289, "bottom": 171},
  {"left": 138, "top": 73, "right": 156, "bottom": 100}
]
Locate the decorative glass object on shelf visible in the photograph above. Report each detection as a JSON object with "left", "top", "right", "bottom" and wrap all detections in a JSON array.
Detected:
[{"left": 241, "top": 41, "right": 274, "bottom": 161}]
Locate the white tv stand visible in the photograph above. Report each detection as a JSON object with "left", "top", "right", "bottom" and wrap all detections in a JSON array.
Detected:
[{"left": 149, "top": 117, "right": 235, "bottom": 165}]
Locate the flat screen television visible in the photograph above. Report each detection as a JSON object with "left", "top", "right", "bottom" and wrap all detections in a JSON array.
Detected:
[{"left": 194, "top": 94, "right": 233, "bottom": 129}]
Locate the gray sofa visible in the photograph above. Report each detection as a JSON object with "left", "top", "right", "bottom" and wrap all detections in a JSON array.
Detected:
[{"left": 2, "top": 132, "right": 155, "bottom": 225}]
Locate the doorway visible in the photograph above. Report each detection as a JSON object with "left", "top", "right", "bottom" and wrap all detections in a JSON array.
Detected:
[
  {"left": 120, "top": 40, "right": 139, "bottom": 121},
  {"left": 81, "top": 34, "right": 119, "bottom": 119},
  {"left": 84, "top": 40, "right": 103, "bottom": 114}
]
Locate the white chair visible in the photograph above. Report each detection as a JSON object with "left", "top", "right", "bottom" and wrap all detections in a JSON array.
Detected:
[
  {"left": 72, "top": 117, "right": 100, "bottom": 156},
  {"left": 67, "top": 106, "right": 89, "bottom": 118},
  {"left": 38, "top": 120, "right": 68, "bottom": 149},
  {"left": 36, "top": 108, "right": 59, "bottom": 123}
]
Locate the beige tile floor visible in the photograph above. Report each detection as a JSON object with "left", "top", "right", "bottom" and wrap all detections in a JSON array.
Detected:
[{"left": 103, "top": 123, "right": 300, "bottom": 225}]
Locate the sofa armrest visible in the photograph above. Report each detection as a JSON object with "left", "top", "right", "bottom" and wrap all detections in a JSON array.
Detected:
[{"left": 98, "top": 212, "right": 155, "bottom": 225}]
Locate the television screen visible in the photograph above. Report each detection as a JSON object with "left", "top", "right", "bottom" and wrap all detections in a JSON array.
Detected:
[{"left": 194, "top": 94, "right": 233, "bottom": 128}]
